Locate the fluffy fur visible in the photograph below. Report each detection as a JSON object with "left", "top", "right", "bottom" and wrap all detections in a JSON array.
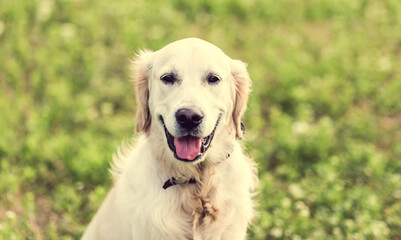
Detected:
[{"left": 82, "top": 38, "right": 257, "bottom": 240}]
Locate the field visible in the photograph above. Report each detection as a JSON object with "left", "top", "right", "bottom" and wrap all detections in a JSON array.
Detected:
[{"left": 1, "top": 0, "right": 401, "bottom": 239}]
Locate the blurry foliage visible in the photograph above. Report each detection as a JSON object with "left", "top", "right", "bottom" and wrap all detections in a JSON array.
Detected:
[{"left": 1, "top": 0, "right": 401, "bottom": 239}]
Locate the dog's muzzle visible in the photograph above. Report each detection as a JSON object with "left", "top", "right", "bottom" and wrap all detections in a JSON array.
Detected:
[{"left": 159, "top": 114, "right": 222, "bottom": 162}]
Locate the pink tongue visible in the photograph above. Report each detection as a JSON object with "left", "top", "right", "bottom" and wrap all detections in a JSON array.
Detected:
[{"left": 174, "top": 136, "right": 201, "bottom": 160}]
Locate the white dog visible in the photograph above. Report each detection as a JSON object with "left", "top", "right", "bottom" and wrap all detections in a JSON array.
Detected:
[{"left": 82, "top": 38, "right": 257, "bottom": 240}]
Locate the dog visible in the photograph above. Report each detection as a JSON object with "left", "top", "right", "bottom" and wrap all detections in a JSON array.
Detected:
[{"left": 82, "top": 38, "right": 257, "bottom": 240}]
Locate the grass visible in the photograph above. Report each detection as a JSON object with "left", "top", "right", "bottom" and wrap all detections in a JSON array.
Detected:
[{"left": 1, "top": 0, "right": 400, "bottom": 239}]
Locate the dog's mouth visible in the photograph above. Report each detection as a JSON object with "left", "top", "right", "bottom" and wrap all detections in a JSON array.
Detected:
[{"left": 159, "top": 115, "right": 222, "bottom": 162}]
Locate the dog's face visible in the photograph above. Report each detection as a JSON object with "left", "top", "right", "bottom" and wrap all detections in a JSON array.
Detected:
[{"left": 132, "top": 38, "right": 251, "bottom": 164}]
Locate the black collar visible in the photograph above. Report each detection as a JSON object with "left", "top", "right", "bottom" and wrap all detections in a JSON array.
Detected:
[{"left": 162, "top": 177, "right": 196, "bottom": 189}]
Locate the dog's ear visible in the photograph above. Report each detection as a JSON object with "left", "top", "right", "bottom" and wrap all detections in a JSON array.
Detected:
[
  {"left": 131, "top": 50, "right": 153, "bottom": 135},
  {"left": 231, "top": 59, "right": 252, "bottom": 139}
]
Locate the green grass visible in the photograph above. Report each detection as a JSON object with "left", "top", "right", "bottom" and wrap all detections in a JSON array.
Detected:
[{"left": 1, "top": 0, "right": 401, "bottom": 239}]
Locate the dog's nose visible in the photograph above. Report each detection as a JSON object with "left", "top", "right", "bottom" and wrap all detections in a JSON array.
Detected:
[{"left": 175, "top": 108, "right": 204, "bottom": 130}]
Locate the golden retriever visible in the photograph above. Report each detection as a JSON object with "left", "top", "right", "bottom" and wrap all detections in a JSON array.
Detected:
[{"left": 82, "top": 38, "right": 257, "bottom": 240}]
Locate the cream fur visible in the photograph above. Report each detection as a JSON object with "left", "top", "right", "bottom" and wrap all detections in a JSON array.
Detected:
[{"left": 82, "top": 38, "right": 257, "bottom": 240}]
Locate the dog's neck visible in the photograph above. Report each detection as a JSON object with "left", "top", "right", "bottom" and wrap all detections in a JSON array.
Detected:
[{"left": 162, "top": 149, "right": 233, "bottom": 189}]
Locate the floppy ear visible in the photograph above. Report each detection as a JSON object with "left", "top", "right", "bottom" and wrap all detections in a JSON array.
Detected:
[
  {"left": 231, "top": 59, "right": 252, "bottom": 139},
  {"left": 131, "top": 50, "right": 153, "bottom": 135}
]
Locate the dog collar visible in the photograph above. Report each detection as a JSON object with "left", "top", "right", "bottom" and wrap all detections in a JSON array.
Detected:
[{"left": 163, "top": 177, "right": 196, "bottom": 189}]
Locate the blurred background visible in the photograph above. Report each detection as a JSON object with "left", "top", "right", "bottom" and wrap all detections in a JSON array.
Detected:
[{"left": 1, "top": 0, "right": 401, "bottom": 239}]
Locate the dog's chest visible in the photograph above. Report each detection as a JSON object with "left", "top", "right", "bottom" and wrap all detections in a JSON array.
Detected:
[
  {"left": 165, "top": 184, "right": 230, "bottom": 239},
  {"left": 132, "top": 183, "right": 224, "bottom": 239},
  {"left": 179, "top": 185, "right": 219, "bottom": 225}
]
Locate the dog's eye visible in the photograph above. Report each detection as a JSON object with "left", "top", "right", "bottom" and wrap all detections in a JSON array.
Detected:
[
  {"left": 207, "top": 74, "right": 221, "bottom": 84},
  {"left": 160, "top": 74, "right": 176, "bottom": 84}
]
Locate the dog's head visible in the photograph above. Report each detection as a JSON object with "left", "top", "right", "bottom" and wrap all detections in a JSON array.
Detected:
[{"left": 132, "top": 38, "right": 251, "bottom": 164}]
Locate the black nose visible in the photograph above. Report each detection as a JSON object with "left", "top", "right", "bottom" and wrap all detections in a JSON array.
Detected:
[{"left": 175, "top": 108, "right": 204, "bottom": 130}]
